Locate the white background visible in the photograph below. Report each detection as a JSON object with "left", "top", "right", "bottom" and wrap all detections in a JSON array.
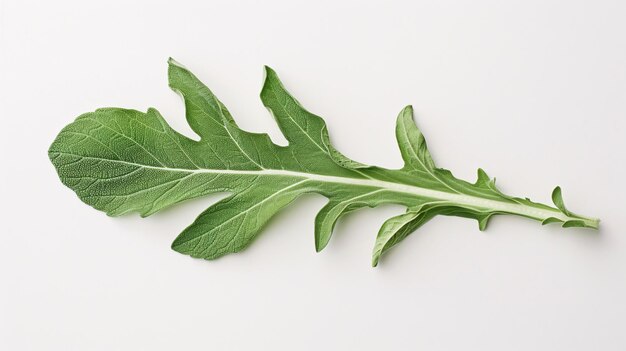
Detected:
[{"left": 1, "top": 0, "right": 625, "bottom": 350}]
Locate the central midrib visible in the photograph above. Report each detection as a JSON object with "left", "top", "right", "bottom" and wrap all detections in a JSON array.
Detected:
[{"left": 57, "top": 152, "right": 577, "bottom": 222}]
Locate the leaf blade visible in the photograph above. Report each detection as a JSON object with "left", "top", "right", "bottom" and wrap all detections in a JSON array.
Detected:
[{"left": 49, "top": 59, "right": 600, "bottom": 265}]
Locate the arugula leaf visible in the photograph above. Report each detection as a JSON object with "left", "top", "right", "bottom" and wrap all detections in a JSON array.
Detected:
[{"left": 48, "top": 59, "right": 599, "bottom": 266}]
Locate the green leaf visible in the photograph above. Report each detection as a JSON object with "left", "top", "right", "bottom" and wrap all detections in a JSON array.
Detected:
[{"left": 49, "top": 59, "right": 600, "bottom": 265}]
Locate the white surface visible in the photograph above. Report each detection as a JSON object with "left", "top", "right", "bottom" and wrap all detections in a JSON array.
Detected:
[{"left": 1, "top": 0, "right": 625, "bottom": 350}]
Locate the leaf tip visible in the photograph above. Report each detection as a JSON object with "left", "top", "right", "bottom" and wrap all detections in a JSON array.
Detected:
[
  {"left": 478, "top": 217, "right": 489, "bottom": 231},
  {"left": 395, "top": 105, "right": 416, "bottom": 135},
  {"left": 399, "top": 105, "right": 414, "bottom": 119},
  {"left": 476, "top": 168, "right": 491, "bottom": 185},
  {"left": 263, "top": 65, "right": 277, "bottom": 77},
  {"left": 314, "top": 227, "right": 333, "bottom": 253},
  {"left": 551, "top": 185, "right": 562, "bottom": 201},
  {"left": 314, "top": 240, "right": 327, "bottom": 253},
  {"left": 170, "top": 239, "right": 182, "bottom": 252},
  {"left": 551, "top": 186, "right": 571, "bottom": 216},
  {"left": 260, "top": 66, "right": 281, "bottom": 97},
  {"left": 371, "top": 253, "right": 381, "bottom": 267},
  {"left": 170, "top": 232, "right": 190, "bottom": 255},
  {"left": 167, "top": 57, "right": 191, "bottom": 90},
  {"left": 167, "top": 57, "right": 185, "bottom": 69}
]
